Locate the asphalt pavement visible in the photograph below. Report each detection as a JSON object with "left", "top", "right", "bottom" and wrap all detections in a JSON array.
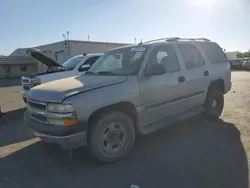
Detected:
[{"left": 0, "top": 72, "right": 249, "bottom": 188}]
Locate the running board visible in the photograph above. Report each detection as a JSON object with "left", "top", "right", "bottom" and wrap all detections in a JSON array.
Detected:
[{"left": 140, "top": 106, "right": 203, "bottom": 134}]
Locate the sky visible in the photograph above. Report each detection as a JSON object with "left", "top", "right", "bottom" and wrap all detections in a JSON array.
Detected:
[{"left": 0, "top": 0, "right": 250, "bottom": 55}]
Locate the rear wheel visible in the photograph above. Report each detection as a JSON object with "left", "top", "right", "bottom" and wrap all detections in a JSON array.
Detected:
[
  {"left": 203, "top": 87, "right": 224, "bottom": 120},
  {"left": 87, "top": 111, "right": 135, "bottom": 163}
]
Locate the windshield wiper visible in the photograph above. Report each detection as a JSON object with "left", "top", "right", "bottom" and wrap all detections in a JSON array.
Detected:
[{"left": 96, "top": 71, "right": 116, "bottom": 76}]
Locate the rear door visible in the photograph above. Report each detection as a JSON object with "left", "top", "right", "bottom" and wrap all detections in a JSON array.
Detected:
[
  {"left": 176, "top": 43, "right": 209, "bottom": 109},
  {"left": 139, "top": 44, "right": 189, "bottom": 125}
]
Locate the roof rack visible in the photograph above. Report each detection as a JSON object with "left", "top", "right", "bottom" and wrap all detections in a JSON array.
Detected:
[{"left": 143, "top": 37, "right": 211, "bottom": 44}]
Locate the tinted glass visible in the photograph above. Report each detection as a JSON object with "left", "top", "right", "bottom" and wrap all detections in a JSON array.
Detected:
[
  {"left": 148, "top": 45, "right": 179, "bottom": 72},
  {"left": 178, "top": 44, "right": 205, "bottom": 69},
  {"left": 199, "top": 42, "right": 228, "bottom": 63},
  {"left": 83, "top": 56, "right": 100, "bottom": 67}
]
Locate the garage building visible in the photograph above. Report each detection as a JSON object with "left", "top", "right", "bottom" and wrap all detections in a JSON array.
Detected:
[
  {"left": 0, "top": 56, "right": 37, "bottom": 78},
  {"left": 0, "top": 40, "right": 130, "bottom": 78}
]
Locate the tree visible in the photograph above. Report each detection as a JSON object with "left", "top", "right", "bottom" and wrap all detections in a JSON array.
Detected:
[{"left": 236, "top": 52, "right": 250, "bottom": 58}]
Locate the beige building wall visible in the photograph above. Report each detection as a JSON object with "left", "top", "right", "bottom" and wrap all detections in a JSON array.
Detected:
[
  {"left": 36, "top": 41, "right": 130, "bottom": 65},
  {"left": 10, "top": 64, "right": 37, "bottom": 77},
  {"left": 70, "top": 41, "right": 129, "bottom": 56},
  {"left": 226, "top": 52, "right": 238, "bottom": 60},
  {"left": 0, "top": 64, "right": 37, "bottom": 78}
]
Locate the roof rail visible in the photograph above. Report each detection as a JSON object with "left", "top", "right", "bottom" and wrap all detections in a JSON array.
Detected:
[
  {"left": 143, "top": 37, "right": 180, "bottom": 44},
  {"left": 180, "top": 38, "right": 211, "bottom": 42},
  {"left": 143, "top": 37, "right": 210, "bottom": 44}
]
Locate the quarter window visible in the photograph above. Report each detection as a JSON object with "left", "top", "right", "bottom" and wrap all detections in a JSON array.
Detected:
[
  {"left": 199, "top": 42, "right": 228, "bottom": 63},
  {"left": 178, "top": 44, "right": 205, "bottom": 69},
  {"left": 148, "top": 45, "right": 180, "bottom": 72}
]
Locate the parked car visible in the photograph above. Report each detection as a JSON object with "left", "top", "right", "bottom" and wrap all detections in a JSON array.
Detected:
[
  {"left": 242, "top": 58, "right": 250, "bottom": 70},
  {"left": 21, "top": 48, "right": 102, "bottom": 103},
  {"left": 24, "top": 37, "right": 231, "bottom": 163},
  {"left": 230, "top": 59, "right": 243, "bottom": 70}
]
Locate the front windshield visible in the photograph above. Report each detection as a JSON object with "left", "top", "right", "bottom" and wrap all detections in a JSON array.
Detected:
[
  {"left": 88, "top": 47, "right": 146, "bottom": 76},
  {"left": 62, "top": 56, "right": 86, "bottom": 70}
]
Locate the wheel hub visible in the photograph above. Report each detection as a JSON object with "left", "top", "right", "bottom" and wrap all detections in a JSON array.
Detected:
[{"left": 102, "top": 123, "right": 125, "bottom": 151}]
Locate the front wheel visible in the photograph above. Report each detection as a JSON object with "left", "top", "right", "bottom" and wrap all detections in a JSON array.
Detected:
[
  {"left": 23, "top": 97, "right": 27, "bottom": 103},
  {"left": 203, "top": 87, "right": 224, "bottom": 120},
  {"left": 87, "top": 111, "right": 135, "bottom": 163}
]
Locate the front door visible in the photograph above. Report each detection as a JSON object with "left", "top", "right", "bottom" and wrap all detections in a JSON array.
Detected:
[{"left": 139, "top": 44, "right": 189, "bottom": 126}]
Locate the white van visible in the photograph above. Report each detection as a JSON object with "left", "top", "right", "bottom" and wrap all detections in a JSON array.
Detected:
[{"left": 21, "top": 48, "right": 102, "bottom": 103}]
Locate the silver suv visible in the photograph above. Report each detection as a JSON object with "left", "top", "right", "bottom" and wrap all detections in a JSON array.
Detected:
[{"left": 24, "top": 37, "right": 231, "bottom": 163}]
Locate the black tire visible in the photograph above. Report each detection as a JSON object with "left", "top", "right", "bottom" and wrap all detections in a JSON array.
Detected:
[
  {"left": 203, "top": 86, "right": 224, "bottom": 120},
  {"left": 23, "top": 97, "right": 27, "bottom": 103},
  {"left": 87, "top": 111, "right": 135, "bottom": 163}
]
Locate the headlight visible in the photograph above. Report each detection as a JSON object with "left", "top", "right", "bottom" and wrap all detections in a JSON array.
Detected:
[
  {"left": 32, "top": 78, "right": 41, "bottom": 86},
  {"left": 47, "top": 103, "right": 74, "bottom": 113}
]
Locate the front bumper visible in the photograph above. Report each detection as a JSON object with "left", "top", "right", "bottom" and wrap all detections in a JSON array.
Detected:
[
  {"left": 24, "top": 111, "right": 87, "bottom": 149},
  {"left": 22, "top": 90, "right": 29, "bottom": 102},
  {"left": 225, "top": 81, "right": 232, "bottom": 94}
]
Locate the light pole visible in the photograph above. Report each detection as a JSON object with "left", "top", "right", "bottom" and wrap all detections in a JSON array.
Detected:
[
  {"left": 62, "top": 31, "right": 71, "bottom": 59},
  {"left": 62, "top": 34, "right": 67, "bottom": 45},
  {"left": 67, "top": 31, "right": 71, "bottom": 58}
]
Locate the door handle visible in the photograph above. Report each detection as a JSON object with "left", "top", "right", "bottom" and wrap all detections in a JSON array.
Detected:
[
  {"left": 178, "top": 76, "right": 185, "bottom": 83},
  {"left": 204, "top": 70, "right": 209, "bottom": 76}
]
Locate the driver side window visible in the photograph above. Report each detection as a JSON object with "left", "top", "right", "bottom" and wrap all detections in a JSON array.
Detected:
[{"left": 148, "top": 45, "right": 180, "bottom": 73}]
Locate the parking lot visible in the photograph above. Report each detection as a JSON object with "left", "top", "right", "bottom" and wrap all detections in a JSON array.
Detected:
[{"left": 0, "top": 71, "right": 249, "bottom": 188}]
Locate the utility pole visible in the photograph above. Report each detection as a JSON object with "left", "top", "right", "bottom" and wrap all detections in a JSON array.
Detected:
[
  {"left": 88, "top": 34, "right": 90, "bottom": 41},
  {"left": 62, "top": 34, "right": 67, "bottom": 45},
  {"left": 134, "top": 38, "right": 136, "bottom": 44},
  {"left": 67, "top": 31, "right": 71, "bottom": 58}
]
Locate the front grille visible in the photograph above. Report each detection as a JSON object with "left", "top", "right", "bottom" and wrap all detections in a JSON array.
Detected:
[
  {"left": 27, "top": 99, "right": 47, "bottom": 124},
  {"left": 28, "top": 100, "right": 46, "bottom": 111},
  {"left": 31, "top": 113, "right": 46, "bottom": 123},
  {"left": 22, "top": 79, "right": 30, "bottom": 84}
]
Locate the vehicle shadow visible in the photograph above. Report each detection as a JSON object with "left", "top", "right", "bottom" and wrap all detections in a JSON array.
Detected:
[
  {"left": 0, "top": 79, "right": 21, "bottom": 87},
  {"left": 0, "top": 117, "right": 248, "bottom": 188},
  {"left": 0, "top": 108, "right": 35, "bottom": 147}
]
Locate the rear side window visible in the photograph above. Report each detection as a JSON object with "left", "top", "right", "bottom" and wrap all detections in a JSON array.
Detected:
[
  {"left": 199, "top": 42, "right": 228, "bottom": 63},
  {"left": 178, "top": 44, "right": 205, "bottom": 69}
]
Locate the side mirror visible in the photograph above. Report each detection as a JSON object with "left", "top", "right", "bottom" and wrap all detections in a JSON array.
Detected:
[
  {"left": 144, "top": 63, "right": 166, "bottom": 76},
  {"left": 79, "top": 64, "right": 91, "bottom": 72}
]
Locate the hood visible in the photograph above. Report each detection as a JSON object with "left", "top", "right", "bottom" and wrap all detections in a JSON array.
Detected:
[
  {"left": 27, "top": 48, "right": 63, "bottom": 68},
  {"left": 28, "top": 75, "right": 127, "bottom": 103}
]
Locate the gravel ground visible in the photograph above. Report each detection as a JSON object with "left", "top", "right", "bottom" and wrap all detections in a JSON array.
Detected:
[{"left": 0, "top": 72, "right": 249, "bottom": 188}]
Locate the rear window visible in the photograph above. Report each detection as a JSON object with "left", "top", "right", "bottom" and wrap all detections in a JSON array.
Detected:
[{"left": 199, "top": 42, "right": 228, "bottom": 63}]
